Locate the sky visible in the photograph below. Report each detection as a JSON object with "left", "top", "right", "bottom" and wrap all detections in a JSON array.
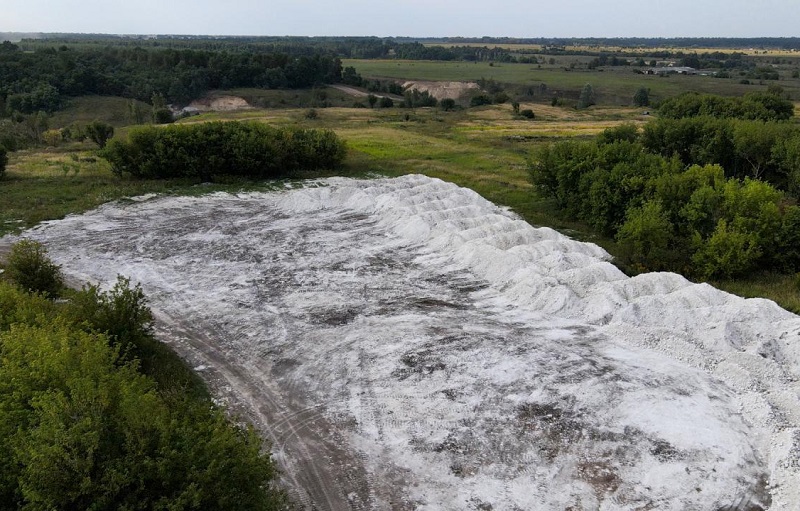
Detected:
[{"left": 2, "top": 0, "right": 798, "bottom": 38}]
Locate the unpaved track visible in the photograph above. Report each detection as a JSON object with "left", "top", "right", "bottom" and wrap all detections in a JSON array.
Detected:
[
  {"left": 329, "top": 84, "right": 405, "bottom": 102},
  {"left": 0, "top": 241, "right": 382, "bottom": 511},
  {"left": 151, "top": 312, "right": 365, "bottom": 510}
]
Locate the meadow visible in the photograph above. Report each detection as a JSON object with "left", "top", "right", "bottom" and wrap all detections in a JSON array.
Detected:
[
  {"left": 5, "top": 54, "right": 800, "bottom": 311},
  {"left": 344, "top": 58, "right": 800, "bottom": 105}
]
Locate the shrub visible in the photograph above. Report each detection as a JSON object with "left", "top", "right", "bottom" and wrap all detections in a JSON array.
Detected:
[
  {"left": 0, "top": 146, "right": 6, "bottom": 178},
  {"left": 101, "top": 121, "right": 347, "bottom": 180},
  {"left": 597, "top": 123, "right": 639, "bottom": 144},
  {"left": 85, "top": 121, "right": 114, "bottom": 148},
  {"left": 153, "top": 107, "right": 174, "bottom": 124},
  {"left": 577, "top": 84, "right": 596, "bottom": 109},
  {"left": 3, "top": 240, "right": 63, "bottom": 298},
  {"left": 0, "top": 314, "right": 287, "bottom": 510},
  {"left": 519, "top": 109, "right": 535, "bottom": 119},
  {"left": 68, "top": 276, "right": 153, "bottom": 353},
  {"left": 616, "top": 200, "right": 675, "bottom": 273},
  {"left": 633, "top": 87, "right": 650, "bottom": 107},
  {"left": 691, "top": 220, "right": 762, "bottom": 279},
  {"left": 378, "top": 96, "right": 394, "bottom": 108},
  {"left": 439, "top": 98, "right": 456, "bottom": 111},
  {"left": 492, "top": 92, "right": 510, "bottom": 104},
  {"left": 470, "top": 94, "right": 492, "bottom": 107}
]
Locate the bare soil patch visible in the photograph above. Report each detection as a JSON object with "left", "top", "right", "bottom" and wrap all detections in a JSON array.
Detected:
[
  {"left": 402, "top": 80, "right": 479, "bottom": 100},
  {"left": 188, "top": 95, "right": 252, "bottom": 112}
]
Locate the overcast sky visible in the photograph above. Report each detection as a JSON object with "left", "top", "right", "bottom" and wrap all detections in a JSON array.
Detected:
[{"left": 3, "top": 0, "right": 798, "bottom": 38}]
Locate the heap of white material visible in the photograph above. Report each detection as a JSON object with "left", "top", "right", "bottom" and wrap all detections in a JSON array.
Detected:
[{"left": 22, "top": 175, "right": 800, "bottom": 510}]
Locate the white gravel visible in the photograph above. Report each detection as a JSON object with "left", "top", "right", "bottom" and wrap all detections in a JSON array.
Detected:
[{"left": 16, "top": 174, "right": 800, "bottom": 510}]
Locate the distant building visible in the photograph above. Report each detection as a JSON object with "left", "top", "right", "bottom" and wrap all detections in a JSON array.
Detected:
[{"left": 646, "top": 67, "right": 697, "bottom": 76}]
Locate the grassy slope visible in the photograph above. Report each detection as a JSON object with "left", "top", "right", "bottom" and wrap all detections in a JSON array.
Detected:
[{"left": 49, "top": 96, "right": 153, "bottom": 128}]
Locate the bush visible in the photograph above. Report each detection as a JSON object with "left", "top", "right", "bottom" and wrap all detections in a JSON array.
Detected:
[
  {"left": 153, "top": 107, "right": 174, "bottom": 124},
  {"left": 597, "top": 123, "right": 639, "bottom": 144},
  {"left": 633, "top": 87, "right": 650, "bottom": 107},
  {"left": 85, "top": 120, "right": 114, "bottom": 148},
  {"left": 577, "top": 84, "right": 595, "bottom": 109},
  {"left": 691, "top": 220, "right": 762, "bottom": 279},
  {"left": 3, "top": 240, "right": 63, "bottom": 298},
  {"left": 519, "top": 109, "right": 535, "bottom": 119},
  {"left": 101, "top": 121, "right": 347, "bottom": 180},
  {"left": 0, "top": 283, "right": 288, "bottom": 511},
  {"left": 439, "top": 98, "right": 456, "bottom": 111},
  {"left": 0, "top": 146, "right": 6, "bottom": 178},
  {"left": 378, "top": 96, "right": 394, "bottom": 108},
  {"left": 470, "top": 94, "right": 492, "bottom": 107},
  {"left": 68, "top": 276, "right": 153, "bottom": 353},
  {"left": 616, "top": 200, "right": 675, "bottom": 273}
]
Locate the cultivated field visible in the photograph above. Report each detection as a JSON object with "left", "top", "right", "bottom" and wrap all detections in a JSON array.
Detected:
[{"left": 344, "top": 59, "right": 800, "bottom": 105}]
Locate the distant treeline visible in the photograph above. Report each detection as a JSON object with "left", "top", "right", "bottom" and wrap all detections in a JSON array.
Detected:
[
  {"left": 101, "top": 121, "right": 347, "bottom": 180},
  {"left": 0, "top": 42, "right": 345, "bottom": 111},
  {"left": 528, "top": 92, "right": 800, "bottom": 278},
  {"left": 433, "top": 36, "right": 800, "bottom": 50},
  {"left": 21, "top": 34, "right": 800, "bottom": 51},
  {"left": 19, "top": 36, "right": 523, "bottom": 63}
]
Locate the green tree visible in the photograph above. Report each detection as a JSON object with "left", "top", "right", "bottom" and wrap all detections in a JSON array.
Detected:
[
  {"left": 439, "top": 98, "right": 456, "bottom": 111},
  {"left": 367, "top": 94, "right": 378, "bottom": 108},
  {"left": 151, "top": 92, "right": 173, "bottom": 124},
  {"left": 773, "top": 134, "right": 800, "bottom": 197},
  {"left": 616, "top": 200, "right": 675, "bottom": 273},
  {"left": 85, "top": 121, "right": 114, "bottom": 148},
  {"left": 0, "top": 280, "right": 290, "bottom": 510},
  {"left": 691, "top": 219, "right": 762, "bottom": 279},
  {"left": 127, "top": 100, "right": 148, "bottom": 125},
  {"left": 633, "top": 87, "right": 650, "bottom": 107},
  {"left": 470, "top": 94, "right": 492, "bottom": 107},
  {"left": 3, "top": 240, "right": 63, "bottom": 298},
  {"left": 0, "top": 320, "right": 286, "bottom": 511},
  {"left": 0, "top": 146, "right": 6, "bottom": 178},
  {"left": 597, "top": 123, "right": 639, "bottom": 145},
  {"left": 578, "top": 83, "right": 595, "bottom": 109},
  {"left": 68, "top": 276, "right": 153, "bottom": 353}
]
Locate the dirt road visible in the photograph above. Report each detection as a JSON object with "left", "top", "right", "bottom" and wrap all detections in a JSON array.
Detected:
[{"left": 329, "top": 84, "right": 405, "bottom": 102}]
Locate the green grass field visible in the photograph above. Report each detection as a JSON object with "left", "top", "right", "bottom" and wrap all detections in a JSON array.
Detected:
[
  {"left": 4, "top": 69, "right": 800, "bottom": 311},
  {"left": 345, "top": 59, "right": 800, "bottom": 106},
  {"left": 49, "top": 96, "right": 152, "bottom": 128}
]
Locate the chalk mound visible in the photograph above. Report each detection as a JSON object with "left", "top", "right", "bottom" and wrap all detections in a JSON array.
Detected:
[
  {"left": 402, "top": 80, "right": 480, "bottom": 100},
  {"left": 21, "top": 174, "right": 800, "bottom": 510},
  {"left": 188, "top": 95, "right": 251, "bottom": 112}
]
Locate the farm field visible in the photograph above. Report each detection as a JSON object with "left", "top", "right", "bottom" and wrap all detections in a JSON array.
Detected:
[{"left": 344, "top": 59, "right": 800, "bottom": 105}]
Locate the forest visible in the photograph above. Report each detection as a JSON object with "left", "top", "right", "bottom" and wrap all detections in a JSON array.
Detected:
[{"left": 0, "top": 42, "right": 345, "bottom": 109}]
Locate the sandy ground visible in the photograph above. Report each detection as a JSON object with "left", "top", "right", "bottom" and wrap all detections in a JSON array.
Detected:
[
  {"left": 402, "top": 81, "right": 480, "bottom": 100},
  {"left": 188, "top": 95, "right": 252, "bottom": 112},
  {"left": 329, "top": 84, "right": 405, "bottom": 102},
  {"left": 9, "top": 176, "right": 800, "bottom": 510}
]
